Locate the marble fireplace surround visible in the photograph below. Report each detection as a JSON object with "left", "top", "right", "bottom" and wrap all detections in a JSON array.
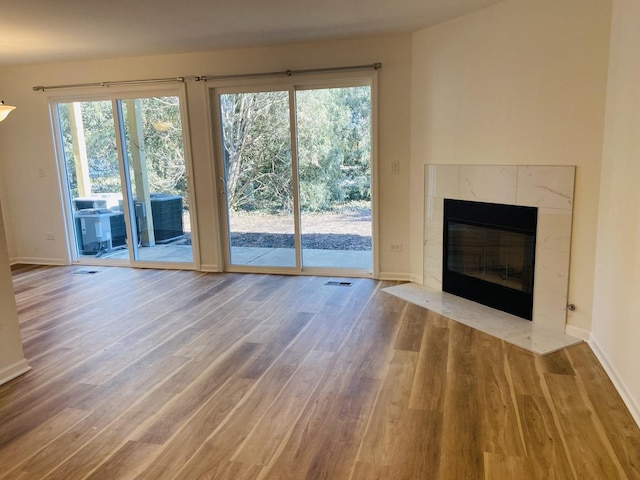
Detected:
[{"left": 422, "top": 164, "right": 576, "bottom": 334}]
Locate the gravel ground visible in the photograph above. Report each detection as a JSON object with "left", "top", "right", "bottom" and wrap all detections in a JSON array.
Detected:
[{"left": 229, "top": 210, "right": 372, "bottom": 250}]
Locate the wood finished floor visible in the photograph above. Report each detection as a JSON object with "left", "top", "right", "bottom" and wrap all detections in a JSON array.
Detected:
[{"left": 1, "top": 265, "right": 640, "bottom": 479}]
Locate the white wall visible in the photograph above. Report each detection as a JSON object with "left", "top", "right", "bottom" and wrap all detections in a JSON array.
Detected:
[
  {"left": 410, "top": 0, "right": 612, "bottom": 333},
  {"left": 0, "top": 34, "right": 412, "bottom": 278},
  {"left": 592, "top": 0, "right": 640, "bottom": 425},
  {"left": 0, "top": 199, "right": 30, "bottom": 385}
]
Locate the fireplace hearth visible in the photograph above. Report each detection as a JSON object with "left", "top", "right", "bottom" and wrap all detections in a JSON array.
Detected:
[{"left": 443, "top": 199, "right": 537, "bottom": 320}]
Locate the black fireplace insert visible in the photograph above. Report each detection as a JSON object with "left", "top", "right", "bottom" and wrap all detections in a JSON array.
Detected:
[{"left": 443, "top": 199, "right": 537, "bottom": 320}]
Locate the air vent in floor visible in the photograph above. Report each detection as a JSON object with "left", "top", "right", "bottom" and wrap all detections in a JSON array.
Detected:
[
  {"left": 325, "top": 281, "right": 353, "bottom": 287},
  {"left": 74, "top": 269, "right": 100, "bottom": 275}
]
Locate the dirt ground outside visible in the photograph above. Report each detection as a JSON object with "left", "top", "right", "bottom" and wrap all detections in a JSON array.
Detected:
[{"left": 228, "top": 209, "right": 372, "bottom": 251}]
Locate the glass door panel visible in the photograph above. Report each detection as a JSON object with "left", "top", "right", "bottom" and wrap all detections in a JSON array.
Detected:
[
  {"left": 58, "top": 100, "right": 131, "bottom": 259},
  {"left": 218, "top": 90, "right": 296, "bottom": 268},
  {"left": 295, "top": 86, "right": 372, "bottom": 270},
  {"left": 56, "top": 94, "right": 194, "bottom": 265},
  {"left": 118, "top": 97, "right": 193, "bottom": 264}
]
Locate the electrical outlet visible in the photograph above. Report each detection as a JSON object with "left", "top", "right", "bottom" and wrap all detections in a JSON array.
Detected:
[
  {"left": 46, "top": 232, "right": 55, "bottom": 240},
  {"left": 391, "top": 161, "right": 400, "bottom": 175},
  {"left": 38, "top": 168, "right": 45, "bottom": 178},
  {"left": 390, "top": 243, "right": 403, "bottom": 252}
]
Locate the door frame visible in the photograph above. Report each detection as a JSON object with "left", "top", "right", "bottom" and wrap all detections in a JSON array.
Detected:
[
  {"left": 48, "top": 83, "right": 201, "bottom": 270},
  {"left": 207, "top": 71, "right": 379, "bottom": 278}
]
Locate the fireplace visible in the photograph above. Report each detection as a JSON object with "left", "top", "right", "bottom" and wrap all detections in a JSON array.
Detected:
[
  {"left": 443, "top": 199, "right": 537, "bottom": 320},
  {"left": 423, "top": 165, "right": 575, "bottom": 333}
]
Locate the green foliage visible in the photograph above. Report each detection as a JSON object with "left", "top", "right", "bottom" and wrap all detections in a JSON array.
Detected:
[
  {"left": 131, "top": 96, "right": 187, "bottom": 200},
  {"left": 58, "top": 100, "right": 120, "bottom": 198},
  {"left": 58, "top": 96, "right": 188, "bottom": 205},
  {"left": 57, "top": 104, "right": 77, "bottom": 197},
  {"left": 220, "top": 85, "right": 371, "bottom": 214},
  {"left": 58, "top": 87, "right": 371, "bottom": 218},
  {"left": 220, "top": 91, "right": 293, "bottom": 213},
  {"left": 299, "top": 181, "right": 332, "bottom": 212},
  {"left": 297, "top": 86, "right": 371, "bottom": 210},
  {"left": 82, "top": 101, "right": 120, "bottom": 194}
]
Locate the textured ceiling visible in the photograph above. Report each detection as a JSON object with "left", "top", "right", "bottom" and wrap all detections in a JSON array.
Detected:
[{"left": 0, "top": 0, "right": 504, "bottom": 67}]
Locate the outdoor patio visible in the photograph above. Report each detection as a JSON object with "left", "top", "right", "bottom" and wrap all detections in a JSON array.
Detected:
[{"left": 100, "top": 244, "right": 371, "bottom": 270}]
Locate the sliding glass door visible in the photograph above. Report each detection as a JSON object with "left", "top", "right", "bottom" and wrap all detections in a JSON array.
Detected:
[
  {"left": 55, "top": 92, "right": 195, "bottom": 266},
  {"left": 219, "top": 89, "right": 297, "bottom": 268},
  {"left": 296, "top": 86, "right": 372, "bottom": 269},
  {"left": 215, "top": 81, "right": 373, "bottom": 273}
]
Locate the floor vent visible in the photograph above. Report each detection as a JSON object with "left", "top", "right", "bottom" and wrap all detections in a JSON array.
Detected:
[
  {"left": 325, "top": 281, "right": 353, "bottom": 287},
  {"left": 74, "top": 269, "right": 100, "bottom": 275}
]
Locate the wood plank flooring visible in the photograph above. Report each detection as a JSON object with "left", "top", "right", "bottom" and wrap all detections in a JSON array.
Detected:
[{"left": 1, "top": 265, "right": 640, "bottom": 479}]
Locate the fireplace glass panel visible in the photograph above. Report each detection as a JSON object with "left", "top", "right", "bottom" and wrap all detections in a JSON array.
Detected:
[{"left": 447, "top": 222, "right": 534, "bottom": 294}]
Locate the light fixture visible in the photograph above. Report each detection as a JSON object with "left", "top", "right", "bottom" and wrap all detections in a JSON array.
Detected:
[{"left": 0, "top": 101, "right": 16, "bottom": 122}]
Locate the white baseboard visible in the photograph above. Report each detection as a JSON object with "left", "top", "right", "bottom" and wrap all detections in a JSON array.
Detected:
[
  {"left": 377, "top": 272, "right": 411, "bottom": 282},
  {"left": 11, "top": 257, "right": 67, "bottom": 266},
  {"left": 199, "top": 264, "right": 220, "bottom": 273},
  {"left": 589, "top": 335, "right": 640, "bottom": 428},
  {"left": 409, "top": 274, "right": 423, "bottom": 284},
  {"left": 0, "top": 358, "right": 31, "bottom": 386},
  {"left": 565, "top": 324, "right": 590, "bottom": 341}
]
